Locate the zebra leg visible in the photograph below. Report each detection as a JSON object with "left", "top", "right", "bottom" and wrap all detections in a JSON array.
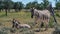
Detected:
[
  {"left": 34, "top": 16, "right": 38, "bottom": 24},
  {"left": 38, "top": 22, "right": 42, "bottom": 31},
  {"left": 38, "top": 16, "right": 44, "bottom": 31},
  {"left": 44, "top": 23, "right": 48, "bottom": 31},
  {"left": 44, "top": 19, "right": 49, "bottom": 31},
  {"left": 34, "top": 21, "right": 42, "bottom": 32},
  {"left": 12, "top": 23, "right": 15, "bottom": 28},
  {"left": 12, "top": 25, "right": 14, "bottom": 28},
  {"left": 34, "top": 22, "right": 42, "bottom": 32}
]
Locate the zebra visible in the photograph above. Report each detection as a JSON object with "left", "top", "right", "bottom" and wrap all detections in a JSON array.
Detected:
[
  {"left": 12, "top": 18, "right": 20, "bottom": 28},
  {"left": 12, "top": 18, "right": 31, "bottom": 29},
  {"left": 30, "top": 4, "right": 56, "bottom": 31}
]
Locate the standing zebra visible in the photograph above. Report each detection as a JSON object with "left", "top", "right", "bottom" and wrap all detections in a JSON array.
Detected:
[
  {"left": 30, "top": 4, "right": 55, "bottom": 31},
  {"left": 31, "top": 8, "right": 50, "bottom": 31}
]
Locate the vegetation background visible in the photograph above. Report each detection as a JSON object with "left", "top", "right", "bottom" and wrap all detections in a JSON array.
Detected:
[{"left": 0, "top": 0, "right": 60, "bottom": 34}]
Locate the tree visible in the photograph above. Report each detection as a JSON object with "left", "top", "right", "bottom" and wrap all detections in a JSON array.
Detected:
[
  {"left": 25, "top": 0, "right": 49, "bottom": 10},
  {"left": 42, "top": 0, "right": 49, "bottom": 9},
  {"left": 56, "top": 1, "right": 60, "bottom": 9},
  {"left": 31, "top": 0, "right": 38, "bottom": 8},
  {"left": 25, "top": 2, "right": 32, "bottom": 9},
  {"left": 36, "top": 2, "right": 44, "bottom": 10},
  {"left": 0, "top": 0, "right": 5, "bottom": 12},
  {"left": 18, "top": 2, "right": 24, "bottom": 11},
  {"left": 7, "top": 1, "right": 14, "bottom": 12},
  {"left": 13, "top": 2, "right": 24, "bottom": 12},
  {"left": 55, "top": 0, "right": 60, "bottom": 2},
  {"left": 3, "top": 0, "right": 13, "bottom": 16},
  {"left": 25, "top": 0, "right": 38, "bottom": 9}
]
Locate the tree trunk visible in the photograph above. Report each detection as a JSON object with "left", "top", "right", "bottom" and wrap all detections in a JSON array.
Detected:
[
  {"left": 5, "top": 9, "right": 8, "bottom": 16},
  {"left": 8, "top": 9, "right": 10, "bottom": 12},
  {"left": 15, "top": 9, "right": 18, "bottom": 12}
]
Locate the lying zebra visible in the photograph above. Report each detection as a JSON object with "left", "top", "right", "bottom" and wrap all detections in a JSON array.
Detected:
[{"left": 12, "top": 19, "right": 31, "bottom": 29}]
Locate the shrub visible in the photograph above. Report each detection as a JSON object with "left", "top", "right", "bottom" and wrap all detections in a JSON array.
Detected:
[
  {"left": 49, "top": 17, "right": 54, "bottom": 28},
  {"left": 1, "top": 27, "right": 11, "bottom": 31},
  {"left": 56, "top": 13, "right": 60, "bottom": 17},
  {"left": 0, "top": 27, "right": 9, "bottom": 34},
  {"left": 0, "top": 31, "right": 8, "bottom": 34}
]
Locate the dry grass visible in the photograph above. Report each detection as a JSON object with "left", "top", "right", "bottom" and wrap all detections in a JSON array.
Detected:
[{"left": 0, "top": 10, "right": 60, "bottom": 34}]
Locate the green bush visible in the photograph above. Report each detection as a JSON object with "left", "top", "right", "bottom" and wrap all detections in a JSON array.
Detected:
[
  {"left": 56, "top": 13, "right": 60, "bottom": 17},
  {"left": 0, "top": 30, "right": 8, "bottom": 34},
  {"left": 1, "top": 27, "right": 12, "bottom": 33},
  {"left": 49, "top": 17, "right": 54, "bottom": 28},
  {"left": 1, "top": 27, "right": 11, "bottom": 31}
]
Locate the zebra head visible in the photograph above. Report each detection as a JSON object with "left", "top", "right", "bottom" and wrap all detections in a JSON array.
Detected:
[
  {"left": 47, "top": 3, "right": 54, "bottom": 16},
  {"left": 30, "top": 8, "right": 34, "bottom": 18}
]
